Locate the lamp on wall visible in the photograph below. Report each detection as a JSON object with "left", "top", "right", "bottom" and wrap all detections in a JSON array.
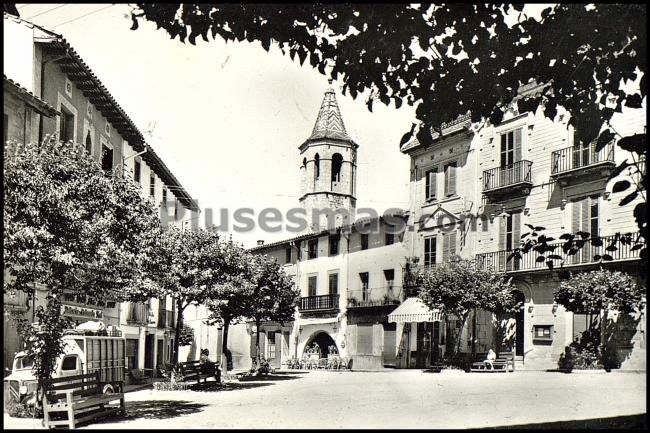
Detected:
[
  {"left": 528, "top": 299, "right": 535, "bottom": 314},
  {"left": 560, "top": 198, "right": 568, "bottom": 210},
  {"left": 552, "top": 302, "right": 558, "bottom": 314},
  {"left": 523, "top": 207, "right": 530, "bottom": 216}
]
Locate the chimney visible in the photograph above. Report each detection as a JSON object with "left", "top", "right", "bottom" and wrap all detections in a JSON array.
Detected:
[{"left": 257, "top": 240, "right": 265, "bottom": 246}]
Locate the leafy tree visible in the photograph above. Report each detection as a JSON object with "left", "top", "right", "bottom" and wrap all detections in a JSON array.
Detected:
[
  {"left": 144, "top": 227, "right": 235, "bottom": 364},
  {"left": 3, "top": 137, "right": 160, "bottom": 396},
  {"left": 246, "top": 253, "right": 298, "bottom": 372},
  {"left": 204, "top": 238, "right": 252, "bottom": 371},
  {"left": 128, "top": 3, "right": 646, "bottom": 260},
  {"left": 417, "top": 259, "right": 519, "bottom": 361},
  {"left": 554, "top": 268, "right": 644, "bottom": 369},
  {"left": 178, "top": 323, "right": 195, "bottom": 346}
]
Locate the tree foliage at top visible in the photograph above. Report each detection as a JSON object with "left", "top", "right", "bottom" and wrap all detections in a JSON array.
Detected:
[
  {"left": 554, "top": 268, "right": 645, "bottom": 315},
  {"left": 129, "top": 3, "right": 647, "bottom": 262}
]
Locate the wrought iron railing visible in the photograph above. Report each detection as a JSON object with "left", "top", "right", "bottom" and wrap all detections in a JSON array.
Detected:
[
  {"left": 475, "top": 233, "right": 643, "bottom": 273},
  {"left": 298, "top": 294, "right": 339, "bottom": 312},
  {"left": 551, "top": 141, "right": 615, "bottom": 175},
  {"left": 482, "top": 160, "right": 533, "bottom": 192},
  {"left": 126, "top": 302, "right": 149, "bottom": 325},
  {"left": 347, "top": 287, "right": 402, "bottom": 308}
]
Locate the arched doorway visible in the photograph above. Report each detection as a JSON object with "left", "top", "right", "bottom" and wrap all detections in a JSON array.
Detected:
[
  {"left": 513, "top": 290, "right": 526, "bottom": 356},
  {"left": 304, "top": 331, "right": 337, "bottom": 358}
]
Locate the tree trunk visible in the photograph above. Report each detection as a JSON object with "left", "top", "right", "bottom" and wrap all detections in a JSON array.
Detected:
[
  {"left": 222, "top": 313, "right": 232, "bottom": 371},
  {"left": 255, "top": 317, "right": 261, "bottom": 369},
  {"left": 471, "top": 308, "right": 477, "bottom": 358},
  {"left": 453, "top": 313, "right": 469, "bottom": 365},
  {"left": 172, "top": 299, "right": 185, "bottom": 364}
]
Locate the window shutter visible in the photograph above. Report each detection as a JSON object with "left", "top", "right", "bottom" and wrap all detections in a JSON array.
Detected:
[
  {"left": 448, "top": 164, "right": 457, "bottom": 196},
  {"left": 571, "top": 200, "right": 581, "bottom": 233},
  {"left": 514, "top": 128, "right": 522, "bottom": 162},
  {"left": 512, "top": 212, "right": 521, "bottom": 249},
  {"left": 426, "top": 168, "right": 437, "bottom": 200},
  {"left": 498, "top": 216, "right": 507, "bottom": 251},
  {"left": 581, "top": 198, "right": 589, "bottom": 234}
]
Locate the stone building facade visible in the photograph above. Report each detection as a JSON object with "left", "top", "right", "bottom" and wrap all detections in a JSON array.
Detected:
[
  {"left": 400, "top": 81, "right": 646, "bottom": 370},
  {"left": 3, "top": 13, "right": 206, "bottom": 377}
]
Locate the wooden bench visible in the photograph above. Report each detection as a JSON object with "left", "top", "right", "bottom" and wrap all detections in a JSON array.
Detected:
[
  {"left": 470, "top": 352, "right": 514, "bottom": 373},
  {"left": 177, "top": 360, "right": 220, "bottom": 385},
  {"left": 43, "top": 371, "right": 125, "bottom": 429}
]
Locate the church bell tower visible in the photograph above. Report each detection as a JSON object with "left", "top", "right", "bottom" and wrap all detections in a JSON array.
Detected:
[{"left": 299, "top": 82, "right": 358, "bottom": 231}]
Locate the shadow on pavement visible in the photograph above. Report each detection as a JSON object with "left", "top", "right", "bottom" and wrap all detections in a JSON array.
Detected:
[
  {"left": 482, "top": 413, "right": 646, "bottom": 430},
  {"left": 236, "top": 373, "right": 303, "bottom": 382},
  {"left": 189, "top": 382, "right": 274, "bottom": 392},
  {"left": 99, "top": 400, "right": 208, "bottom": 423}
]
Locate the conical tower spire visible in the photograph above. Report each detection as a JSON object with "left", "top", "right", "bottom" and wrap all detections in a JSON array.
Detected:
[{"left": 309, "top": 81, "right": 351, "bottom": 142}]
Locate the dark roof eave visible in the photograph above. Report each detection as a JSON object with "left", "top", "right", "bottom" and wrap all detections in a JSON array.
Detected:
[{"left": 4, "top": 75, "right": 59, "bottom": 117}]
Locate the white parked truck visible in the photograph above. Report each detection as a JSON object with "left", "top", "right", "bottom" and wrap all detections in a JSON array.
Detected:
[{"left": 4, "top": 328, "right": 126, "bottom": 409}]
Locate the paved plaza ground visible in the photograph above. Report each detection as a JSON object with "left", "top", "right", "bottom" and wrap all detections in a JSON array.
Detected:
[{"left": 4, "top": 370, "right": 646, "bottom": 429}]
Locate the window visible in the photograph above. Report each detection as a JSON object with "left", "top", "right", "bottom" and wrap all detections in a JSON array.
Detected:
[
  {"left": 162, "top": 187, "right": 167, "bottom": 206},
  {"left": 331, "top": 153, "right": 343, "bottom": 183},
  {"left": 572, "top": 196, "right": 599, "bottom": 237},
  {"left": 61, "top": 355, "right": 77, "bottom": 371},
  {"left": 425, "top": 168, "right": 437, "bottom": 201},
  {"left": 385, "top": 232, "right": 395, "bottom": 246},
  {"left": 308, "top": 275, "right": 317, "bottom": 297},
  {"left": 533, "top": 325, "right": 553, "bottom": 342},
  {"left": 134, "top": 160, "right": 141, "bottom": 183},
  {"left": 442, "top": 231, "right": 457, "bottom": 263},
  {"left": 384, "top": 269, "right": 395, "bottom": 289},
  {"left": 499, "top": 212, "right": 521, "bottom": 251},
  {"left": 174, "top": 200, "right": 179, "bottom": 220},
  {"left": 500, "top": 128, "right": 522, "bottom": 167},
  {"left": 126, "top": 339, "right": 138, "bottom": 369},
  {"left": 85, "top": 131, "right": 93, "bottom": 155},
  {"left": 297, "top": 241, "right": 302, "bottom": 261},
  {"left": 267, "top": 332, "right": 276, "bottom": 359},
  {"left": 149, "top": 173, "right": 155, "bottom": 197},
  {"left": 329, "top": 273, "right": 339, "bottom": 295},
  {"left": 572, "top": 130, "right": 592, "bottom": 168},
  {"left": 444, "top": 161, "right": 457, "bottom": 196},
  {"left": 424, "top": 236, "right": 437, "bottom": 267},
  {"left": 314, "top": 153, "right": 320, "bottom": 180},
  {"left": 329, "top": 234, "right": 340, "bottom": 256},
  {"left": 101, "top": 144, "right": 113, "bottom": 173},
  {"left": 359, "top": 272, "right": 369, "bottom": 301},
  {"left": 308, "top": 239, "right": 318, "bottom": 259},
  {"left": 59, "top": 106, "right": 75, "bottom": 142},
  {"left": 285, "top": 247, "right": 292, "bottom": 264},
  {"left": 360, "top": 233, "right": 369, "bottom": 250}
]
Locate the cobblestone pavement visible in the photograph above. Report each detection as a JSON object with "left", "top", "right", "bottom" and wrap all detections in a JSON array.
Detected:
[{"left": 4, "top": 370, "right": 646, "bottom": 429}]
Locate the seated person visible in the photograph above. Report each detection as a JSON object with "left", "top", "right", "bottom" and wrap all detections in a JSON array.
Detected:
[{"left": 483, "top": 349, "right": 497, "bottom": 369}]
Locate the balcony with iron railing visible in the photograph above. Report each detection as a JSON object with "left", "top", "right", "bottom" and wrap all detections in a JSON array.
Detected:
[
  {"left": 475, "top": 233, "right": 643, "bottom": 273},
  {"left": 126, "top": 302, "right": 152, "bottom": 325},
  {"left": 298, "top": 294, "right": 340, "bottom": 313},
  {"left": 551, "top": 142, "right": 615, "bottom": 186},
  {"left": 347, "top": 287, "right": 402, "bottom": 308},
  {"left": 482, "top": 160, "right": 533, "bottom": 199}
]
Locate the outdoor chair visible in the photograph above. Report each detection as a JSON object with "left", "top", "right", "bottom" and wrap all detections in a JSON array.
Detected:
[{"left": 318, "top": 358, "right": 328, "bottom": 369}]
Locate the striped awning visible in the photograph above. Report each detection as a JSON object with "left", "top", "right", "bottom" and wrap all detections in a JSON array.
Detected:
[{"left": 388, "top": 297, "right": 443, "bottom": 323}]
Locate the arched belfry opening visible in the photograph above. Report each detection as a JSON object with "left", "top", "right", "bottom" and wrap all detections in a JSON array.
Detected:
[
  {"left": 314, "top": 153, "right": 320, "bottom": 184},
  {"left": 331, "top": 153, "right": 343, "bottom": 184}
]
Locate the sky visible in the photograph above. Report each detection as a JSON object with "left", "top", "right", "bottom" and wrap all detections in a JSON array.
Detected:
[{"left": 15, "top": 3, "right": 419, "bottom": 248}]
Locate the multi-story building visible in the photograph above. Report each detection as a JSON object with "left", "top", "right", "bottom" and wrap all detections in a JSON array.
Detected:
[
  {"left": 3, "top": 13, "right": 204, "bottom": 377},
  {"left": 241, "top": 85, "right": 409, "bottom": 371},
  {"left": 400, "top": 81, "right": 646, "bottom": 370}
]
